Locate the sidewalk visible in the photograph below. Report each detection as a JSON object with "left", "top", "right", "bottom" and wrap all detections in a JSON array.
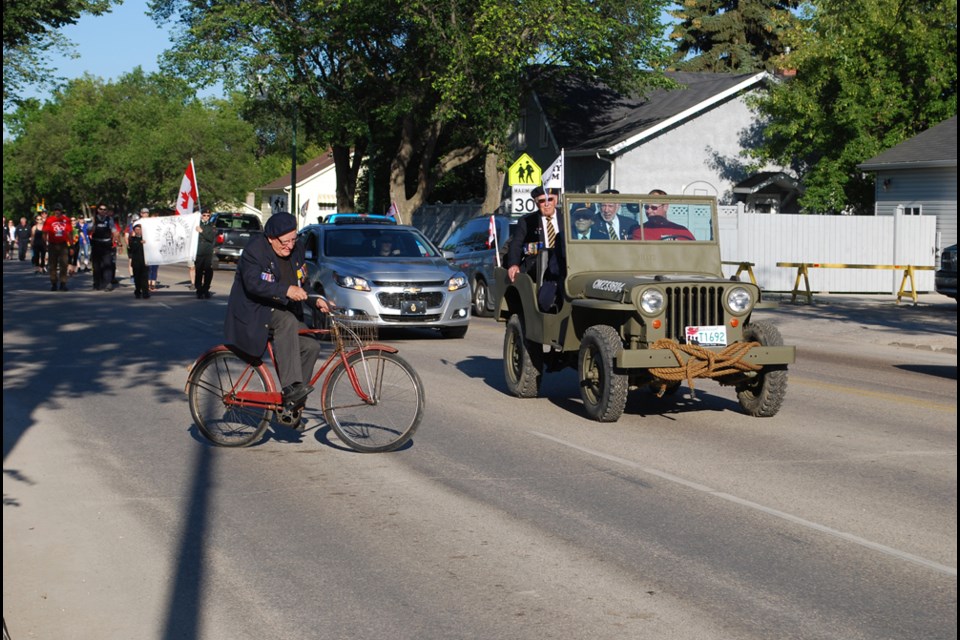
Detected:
[{"left": 755, "top": 292, "right": 957, "bottom": 354}]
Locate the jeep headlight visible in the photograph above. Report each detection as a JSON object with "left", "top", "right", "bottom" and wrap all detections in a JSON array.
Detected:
[
  {"left": 726, "top": 286, "right": 753, "bottom": 314},
  {"left": 638, "top": 288, "right": 664, "bottom": 315},
  {"left": 335, "top": 273, "right": 371, "bottom": 292},
  {"left": 447, "top": 274, "right": 468, "bottom": 291}
]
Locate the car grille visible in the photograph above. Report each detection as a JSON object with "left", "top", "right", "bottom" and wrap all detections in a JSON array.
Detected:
[
  {"left": 377, "top": 291, "right": 445, "bottom": 310},
  {"left": 663, "top": 285, "right": 724, "bottom": 341},
  {"left": 380, "top": 314, "right": 443, "bottom": 323},
  {"left": 374, "top": 280, "right": 446, "bottom": 287}
]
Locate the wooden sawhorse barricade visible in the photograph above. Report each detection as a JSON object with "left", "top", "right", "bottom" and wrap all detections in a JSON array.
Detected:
[
  {"left": 776, "top": 262, "right": 936, "bottom": 305},
  {"left": 722, "top": 261, "right": 757, "bottom": 285}
]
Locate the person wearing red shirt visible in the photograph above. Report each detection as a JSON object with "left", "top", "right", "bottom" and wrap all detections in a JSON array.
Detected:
[{"left": 42, "top": 204, "right": 74, "bottom": 291}]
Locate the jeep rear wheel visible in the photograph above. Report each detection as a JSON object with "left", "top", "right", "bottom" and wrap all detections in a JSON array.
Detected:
[
  {"left": 578, "top": 325, "right": 628, "bottom": 422},
  {"left": 504, "top": 314, "right": 542, "bottom": 398},
  {"left": 736, "top": 321, "right": 788, "bottom": 417}
]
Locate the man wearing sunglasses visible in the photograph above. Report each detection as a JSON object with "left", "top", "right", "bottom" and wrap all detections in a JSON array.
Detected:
[
  {"left": 633, "top": 188, "right": 695, "bottom": 241},
  {"left": 224, "top": 212, "right": 332, "bottom": 411},
  {"left": 506, "top": 185, "right": 565, "bottom": 312}
]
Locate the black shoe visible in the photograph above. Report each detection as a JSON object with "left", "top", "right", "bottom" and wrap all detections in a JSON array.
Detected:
[
  {"left": 135, "top": 291, "right": 142, "bottom": 298},
  {"left": 282, "top": 383, "right": 313, "bottom": 410},
  {"left": 203, "top": 292, "right": 212, "bottom": 299},
  {"left": 105, "top": 285, "right": 113, "bottom": 292},
  {"left": 50, "top": 283, "right": 57, "bottom": 291},
  {"left": 59, "top": 283, "right": 68, "bottom": 291}
]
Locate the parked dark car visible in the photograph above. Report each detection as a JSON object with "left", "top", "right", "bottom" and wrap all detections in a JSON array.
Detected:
[
  {"left": 213, "top": 213, "right": 263, "bottom": 268},
  {"left": 440, "top": 215, "right": 512, "bottom": 317},
  {"left": 298, "top": 222, "right": 471, "bottom": 338},
  {"left": 935, "top": 244, "right": 957, "bottom": 300}
]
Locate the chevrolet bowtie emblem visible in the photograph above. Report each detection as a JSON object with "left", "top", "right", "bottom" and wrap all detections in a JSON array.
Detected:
[{"left": 404, "top": 286, "right": 422, "bottom": 294}]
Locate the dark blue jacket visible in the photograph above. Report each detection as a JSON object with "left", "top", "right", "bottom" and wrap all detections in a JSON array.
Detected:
[{"left": 224, "top": 235, "right": 308, "bottom": 358}]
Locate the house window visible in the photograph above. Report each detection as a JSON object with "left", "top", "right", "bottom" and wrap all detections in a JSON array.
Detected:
[
  {"left": 539, "top": 116, "right": 549, "bottom": 148},
  {"left": 899, "top": 205, "right": 922, "bottom": 216}
]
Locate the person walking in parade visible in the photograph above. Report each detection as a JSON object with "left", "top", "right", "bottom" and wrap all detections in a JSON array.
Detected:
[
  {"left": 42, "top": 204, "right": 73, "bottom": 291},
  {"left": 15, "top": 216, "right": 32, "bottom": 261},
  {"left": 128, "top": 221, "right": 150, "bottom": 299},
  {"left": 90, "top": 205, "right": 120, "bottom": 291},
  {"left": 194, "top": 208, "right": 216, "bottom": 299}
]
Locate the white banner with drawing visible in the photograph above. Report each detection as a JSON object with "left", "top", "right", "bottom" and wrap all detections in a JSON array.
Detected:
[{"left": 138, "top": 214, "right": 201, "bottom": 265}]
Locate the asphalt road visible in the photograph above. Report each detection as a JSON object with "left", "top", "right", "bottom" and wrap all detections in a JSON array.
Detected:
[{"left": 3, "top": 261, "right": 956, "bottom": 640}]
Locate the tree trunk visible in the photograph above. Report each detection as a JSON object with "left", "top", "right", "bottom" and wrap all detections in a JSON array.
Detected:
[{"left": 482, "top": 149, "right": 505, "bottom": 214}]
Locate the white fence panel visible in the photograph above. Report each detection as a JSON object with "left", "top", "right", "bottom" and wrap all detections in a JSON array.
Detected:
[{"left": 719, "top": 213, "right": 938, "bottom": 293}]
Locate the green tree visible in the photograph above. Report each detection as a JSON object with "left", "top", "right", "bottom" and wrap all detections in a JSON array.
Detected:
[
  {"left": 149, "top": 0, "right": 673, "bottom": 219},
  {"left": 669, "top": 0, "right": 802, "bottom": 72},
  {"left": 3, "top": 0, "right": 118, "bottom": 109},
  {"left": 4, "top": 69, "right": 261, "bottom": 217},
  {"left": 749, "top": 0, "right": 957, "bottom": 213}
]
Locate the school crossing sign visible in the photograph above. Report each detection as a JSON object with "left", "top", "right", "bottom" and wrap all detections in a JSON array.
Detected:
[{"left": 508, "top": 154, "right": 542, "bottom": 214}]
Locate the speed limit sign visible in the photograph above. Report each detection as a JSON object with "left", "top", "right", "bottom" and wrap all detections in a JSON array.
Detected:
[{"left": 511, "top": 185, "right": 537, "bottom": 215}]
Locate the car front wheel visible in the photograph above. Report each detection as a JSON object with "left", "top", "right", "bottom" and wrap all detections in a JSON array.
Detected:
[
  {"left": 578, "top": 325, "right": 628, "bottom": 422},
  {"left": 736, "top": 321, "right": 788, "bottom": 417}
]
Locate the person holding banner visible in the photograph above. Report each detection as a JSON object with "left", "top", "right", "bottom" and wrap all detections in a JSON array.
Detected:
[{"left": 224, "top": 212, "right": 333, "bottom": 412}]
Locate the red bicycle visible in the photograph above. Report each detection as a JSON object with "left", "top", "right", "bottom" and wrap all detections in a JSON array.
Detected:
[{"left": 185, "top": 312, "right": 424, "bottom": 452}]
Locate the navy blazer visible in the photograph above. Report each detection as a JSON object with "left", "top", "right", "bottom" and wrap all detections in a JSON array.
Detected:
[
  {"left": 506, "top": 212, "right": 565, "bottom": 277},
  {"left": 594, "top": 213, "right": 638, "bottom": 240},
  {"left": 224, "top": 234, "right": 309, "bottom": 358}
]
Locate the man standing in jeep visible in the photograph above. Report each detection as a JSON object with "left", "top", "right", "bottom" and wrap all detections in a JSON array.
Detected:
[{"left": 506, "top": 186, "right": 564, "bottom": 312}]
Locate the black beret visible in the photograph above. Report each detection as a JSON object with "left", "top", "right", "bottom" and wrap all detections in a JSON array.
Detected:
[
  {"left": 531, "top": 186, "right": 560, "bottom": 199},
  {"left": 264, "top": 212, "right": 297, "bottom": 237}
]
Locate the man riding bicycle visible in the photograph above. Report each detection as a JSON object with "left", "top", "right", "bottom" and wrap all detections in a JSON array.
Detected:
[{"left": 224, "top": 212, "right": 332, "bottom": 411}]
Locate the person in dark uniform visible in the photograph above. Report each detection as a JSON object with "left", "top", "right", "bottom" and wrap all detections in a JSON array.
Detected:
[
  {"left": 15, "top": 216, "right": 32, "bottom": 261},
  {"left": 127, "top": 221, "right": 150, "bottom": 299},
  {"left": 194, "top": 208, "right": 217, "bottom": 298},
  {"left": 506, "top": 186, "right": 565, "bottom": 312},
  {"left": 224, "top": 212, "right": 332, "bottom": 411},
  {"left": 90, "top": 205, "right": 120, "bottom": 290}
]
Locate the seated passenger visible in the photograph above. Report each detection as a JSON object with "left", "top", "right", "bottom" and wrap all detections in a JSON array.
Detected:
[
  {"left": 376, "top": 235, "right": 401, "bottom": 256},
  {"left": 631, "top": 189, "right": 696, "bottom": 241},
  {"left": 572, "top": 206, "right": 602, "bottom": 239},
  {"left": 595, "top": 189, "right": 638, "bottom": 240}
]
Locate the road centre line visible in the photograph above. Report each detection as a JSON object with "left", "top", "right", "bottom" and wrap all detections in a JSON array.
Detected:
[
  {"left": 531, "top": 431, "right": 956, "bottom": 577},
  {"left": 792, "top": 376, "right": 956, "bottom": 412}
]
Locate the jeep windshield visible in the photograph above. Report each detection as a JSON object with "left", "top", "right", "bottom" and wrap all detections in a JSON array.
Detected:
[{"left": 562, "top": 194, "right": 722, "bottom": 278}]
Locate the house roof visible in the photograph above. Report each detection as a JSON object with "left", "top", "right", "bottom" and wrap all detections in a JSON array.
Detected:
[
  {"left": 858, "top": 116, "right": 957, "bottom": 170},
  {"left": 259, "top": 152, "right": 335, "bottom": 191},
  {"left": 534, "top": 69, "right": 767, "bottom": 156}
]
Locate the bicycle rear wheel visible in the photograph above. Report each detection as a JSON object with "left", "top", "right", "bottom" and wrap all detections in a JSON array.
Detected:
[
  {"left": 188, "top": 350, "right": 272, "bottom": 447},
  {"left": 323, "top": 351, "right": 424, "bottom": 452}
]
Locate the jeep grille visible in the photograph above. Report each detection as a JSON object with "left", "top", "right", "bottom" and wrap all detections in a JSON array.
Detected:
[{"left": 663, "top": 286, "right": 724, "bottom": 341}]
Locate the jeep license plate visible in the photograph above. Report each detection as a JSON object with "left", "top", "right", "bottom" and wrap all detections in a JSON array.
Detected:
[
  {"left": 401, "top": 300, "right": 427, "bottom": 315},
  {"left": 685, "top": 325, "right": 727, "bottom": 346}
]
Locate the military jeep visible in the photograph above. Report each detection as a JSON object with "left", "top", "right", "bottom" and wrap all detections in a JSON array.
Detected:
[{"left": 492, "top": 193, "right": 795, "bottom": 422}]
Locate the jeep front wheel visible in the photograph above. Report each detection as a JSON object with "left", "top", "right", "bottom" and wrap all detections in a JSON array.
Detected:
[
  {"left": 578, "top": 325, "right": 628, "bottom": 422},
  {"left": 736, "top": 321, "right": 788, "bottom": 417},
  {"left": 504, "top": 314, "right": 542, "bottom": 398}
]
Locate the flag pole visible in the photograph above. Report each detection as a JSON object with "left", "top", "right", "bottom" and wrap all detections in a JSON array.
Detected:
[{"left": 191, "top": 158, "right": 201, "bottom": 213}]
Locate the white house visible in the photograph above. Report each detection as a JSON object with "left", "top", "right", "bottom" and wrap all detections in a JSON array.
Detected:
[
  {"left": 258, "top": 151, "right": 338, "bottom": 227},
  {"left": 514, "top": 69, "right": 797, "bottom": 209},
  {"left": 858, "top": 116, "right": 957, "bottom": 249}
]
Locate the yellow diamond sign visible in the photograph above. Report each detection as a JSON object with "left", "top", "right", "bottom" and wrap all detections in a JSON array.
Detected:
[{"left": 508, "top": 153, "right": 542, "bottom": 187}]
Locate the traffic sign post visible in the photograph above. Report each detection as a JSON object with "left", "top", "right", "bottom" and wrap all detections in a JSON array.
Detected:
[{"left": 511, "top": 185, "right": 537, "bottom": 215}]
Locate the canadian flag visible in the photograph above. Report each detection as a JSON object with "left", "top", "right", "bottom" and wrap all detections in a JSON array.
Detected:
[{"left": 175, "top": 159, "right": 200, "bottom": 216}]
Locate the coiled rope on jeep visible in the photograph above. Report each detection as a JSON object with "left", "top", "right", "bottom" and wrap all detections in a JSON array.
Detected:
[{"left": 648, "top": 339, "right": 761, "bottom": 398}]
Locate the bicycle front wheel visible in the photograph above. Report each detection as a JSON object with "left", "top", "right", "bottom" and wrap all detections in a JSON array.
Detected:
[
  {"left": 323, "top": 351, "right": 424, "bottom": 452},
  {"left": 188, "top": 350, "right": 272, "bottom": 447}
]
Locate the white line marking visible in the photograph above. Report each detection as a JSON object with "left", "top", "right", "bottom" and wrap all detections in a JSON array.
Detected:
[{"left": 531, "top": 431, "right": 956, "bottom": 577}]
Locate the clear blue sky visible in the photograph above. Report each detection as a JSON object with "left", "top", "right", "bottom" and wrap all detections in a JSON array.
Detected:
[{"left": 20, "top": 0, "right": 174, "bottom": 102}]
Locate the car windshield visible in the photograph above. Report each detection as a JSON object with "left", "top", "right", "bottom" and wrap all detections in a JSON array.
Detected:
[
  {"left": 566, "top": 198, "right": 714, "bottom": 242},
  {"left": 324, "top": 227, "right": 440, "bottom": 258}
]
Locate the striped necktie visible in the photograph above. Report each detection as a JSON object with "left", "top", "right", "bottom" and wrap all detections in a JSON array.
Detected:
[
  {"left": 607, "top": 221, "right": 616, "bottom": 239},
  {"left": 545, "top": 218, "right": 556, "bottom": 248}
]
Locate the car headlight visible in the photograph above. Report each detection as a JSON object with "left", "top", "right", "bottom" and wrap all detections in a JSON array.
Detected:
[
  {"left": 726, "top": 286, "right": 753, "bottom": 314},
  {"left": 639, "top": 288, "right": 664, "bottom": 315},
  {"left": 447, "top": 274, "right": 468, "bottom": 291},
  {"left": 334, "top": 273, "right": 371, "bottom": 292}
]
